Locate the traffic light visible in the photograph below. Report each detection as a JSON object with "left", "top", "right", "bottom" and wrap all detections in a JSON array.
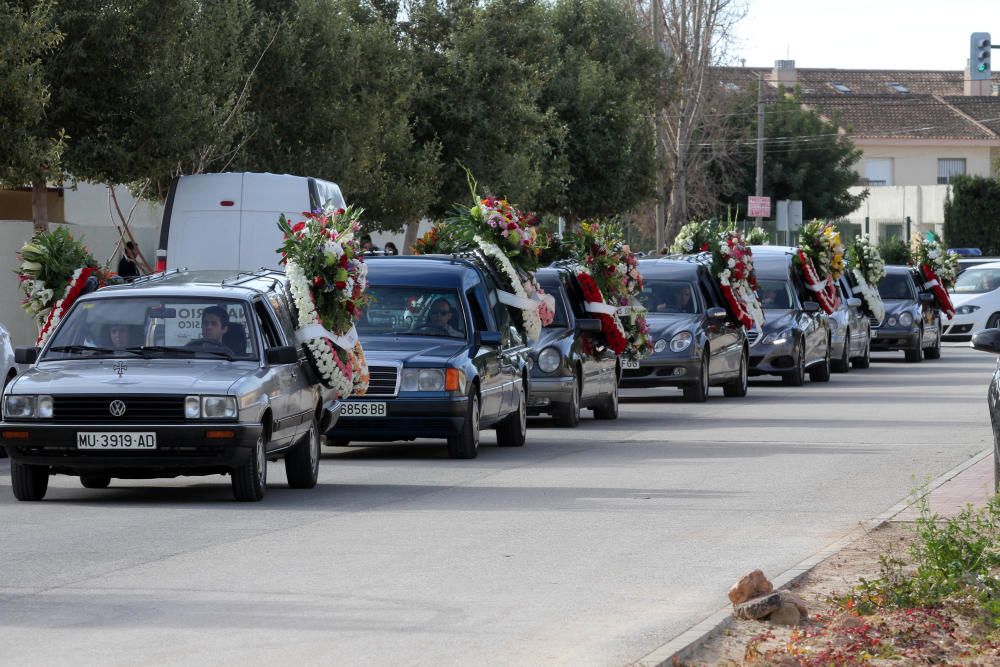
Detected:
[{"left": 971, "top": 32, "right": 991, "bottom": 81}]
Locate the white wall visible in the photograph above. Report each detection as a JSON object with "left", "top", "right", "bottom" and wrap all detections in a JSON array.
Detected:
[
  {"left": 857, "top": 145, "right": 994, "bottom": 186},
  {"left": 844, "top": 184, "right": 950, "bottom": 239}
]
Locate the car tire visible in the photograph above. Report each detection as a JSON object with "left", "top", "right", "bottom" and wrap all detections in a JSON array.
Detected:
[
  {"left": 832, "top": 330, "right": 850, "bottom": 373},
  {"left": 0, "top": 372, "right": 12, "bottom": 458},
  {"left": 80, "top": 474, "right": 111, "bottom": 489},
  {"left": 285, "top": 415, "right": 320, "bottom": 489},
  {"left": 852, "top": 334, "right": 871, "bottom": 369},
  {"left": 447, "top": 392, "right": 480, "bottom": 459},
  {"left": 11, "top": 462, "right": 49, "bottom": 501},
  {"left": 987, "top": 313, "right": 1000, "bottom": 330},
  {"left": 723, "top": 348, "right": 749, "bottom": 397},
  {"left": 923, "top": 323, "right": 942, "bottom": 360},
  {"left": 782, "top": 343, "right": 806, "bottom": 387},
  {"left": 552, "top": 372, "right": 581, "bottom": 428},
  {"left": 905, "top": 327, "right": 924, "bottom": 363},
  {"left": 497, "top": 383, "right": 527, "bottom": 447},
  {"left": 232, "top": 429, "right": 268, "bottom": 501},
  {"left": 593, "top": 378, "right": 619, "bottom": 420},
  {"left": 682, "top": 353, "right": 710, "bottom": 402},
  {"left": 809, "top": 337, "right": 832, "bottom": 382}
]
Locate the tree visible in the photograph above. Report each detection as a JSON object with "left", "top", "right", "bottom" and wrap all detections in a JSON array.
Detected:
[
  {"left": 541, "top": 0, "right": 668, "bottom": 222},
  {"left": 944, "top": 175, "right": 1000, "bottom": 255},
  {"left": 240, "top": 0, "right": 440, "bottom": 231},
  {"left": 0, "top": 1, "right": 65, "bottom": 231},
  {"left": 721, "top": 86, "right": 867, "bottom": 221}
]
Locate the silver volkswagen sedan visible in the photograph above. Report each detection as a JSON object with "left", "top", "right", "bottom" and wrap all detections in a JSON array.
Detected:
[{"left": 0, "top": 269, "right": 338, "bottom": 502}]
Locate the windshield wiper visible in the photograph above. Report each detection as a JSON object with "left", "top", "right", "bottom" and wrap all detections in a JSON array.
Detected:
[
  {"left": 125, "top": 345, "right": 196, "bottom": 358},
  {"left": 48, "top": 344, "right": 117, "bottom": 355}
]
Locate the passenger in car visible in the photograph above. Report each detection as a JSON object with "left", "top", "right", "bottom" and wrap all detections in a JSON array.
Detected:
[
  {"left": 423, "top": 299, "right": 463, "bottom": 337},
  {"left": 107, "top": 324, "right": 133, "bottom": 349},
  {"left": 201, "top": 306, "right": 231, "bottom": 345}
]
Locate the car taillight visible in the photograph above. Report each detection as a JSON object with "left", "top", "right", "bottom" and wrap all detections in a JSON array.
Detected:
[{"left": 155, "top": 257, "right": 166, "bottom": 272}]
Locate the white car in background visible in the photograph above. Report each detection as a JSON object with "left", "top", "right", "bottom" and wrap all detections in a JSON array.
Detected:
[
  {"left": 1, "top": 321, "right": 17, "bottom": 458},
  {"left": 945, "top": 261, "right": 1000, "bottom": 341}
]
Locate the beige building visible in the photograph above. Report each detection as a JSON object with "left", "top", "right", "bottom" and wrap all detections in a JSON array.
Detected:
[{"left": 718, "top": 61, "right": 1000, "bottom": 240}]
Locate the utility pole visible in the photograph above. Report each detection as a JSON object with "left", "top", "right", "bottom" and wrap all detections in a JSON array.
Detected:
[
  {"left": 754, "top": 73, "right": 764, "bottom": 228},
  {"left": 653, "top": 0, "right": 665, "bottom": 253}
]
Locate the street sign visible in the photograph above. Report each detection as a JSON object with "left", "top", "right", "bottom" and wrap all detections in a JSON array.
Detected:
[
  {"left": 748, "top": 196, "right": 771, "bottom": 218},
  {"left": 775, "top": 200, "right": 802, "bottom": 232}
]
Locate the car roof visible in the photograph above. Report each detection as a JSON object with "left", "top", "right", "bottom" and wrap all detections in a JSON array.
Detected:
[
  {"left": 751, "top": 251, "right": 794, "bottom": 278},
  {"left": 365, "top": 255, "right": 486, "bottom": 289},
  {"left": 87, "top": 268, "right": 286, "bottom": 301},
  {"left": 637, "top": 257, "right": 702, "bottom": 279},
  {"left": 883, "top": 265, "right": 916, "bottom": 275},
  {"left": 959, "top": 259, "right": 1000, "bottom": 270}
]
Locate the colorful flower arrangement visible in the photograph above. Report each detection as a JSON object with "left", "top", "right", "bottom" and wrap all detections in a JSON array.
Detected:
[
  {"left": 744, "top": 226, "right": 770, "bottom": 246},
  {"left": 277, "top": 205, "right": 371, "bottom": 397},
  {"left": 710, "top": 230, "right": 765, "bottom": 330},
  {"left": 670, "top": 220, "right": 717, "bottom": 254},
  {"left": 910, "top": 232, "right": 957, "bottom": 319},
  {"left": 17, "top": 228, "right": 111, "bottom": 346},
  {"left": 847, "top": 235, "right": 886, "bottom": 323},
  {"left": 564, "top": 221, "right": 651, "bottom": 358},
  {"left": 414, "top": 172, "right": 553, "bottom": 342},
  {"left": 795, "top": 220, "right": 845, "bottom": 314}
]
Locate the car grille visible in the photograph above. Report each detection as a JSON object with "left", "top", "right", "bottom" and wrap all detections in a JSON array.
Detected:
[
  {"left": 868, "top": 315, "right": 880, "bottom": 329},
  {"left": 366, "top": 365, "right": 400, "bottom": 396},
  {"left": 53, "top": 395, "right": 186, "bottom": 423},
  {"left": 746, "top": 330, "right": 760, "bottom": 346},
  {"left": 945, "top": 324, "right": 973, "bottom": 335}
]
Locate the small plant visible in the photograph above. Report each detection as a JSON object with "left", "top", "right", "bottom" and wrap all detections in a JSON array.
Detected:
[{"left": 878, "top": 237, "right": 911, "bottom": 265}]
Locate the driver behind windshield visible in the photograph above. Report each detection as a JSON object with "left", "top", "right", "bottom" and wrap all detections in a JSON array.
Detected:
[
  {"left": 423, "top": 298, "right": 462, "bottom": 337},
  {"left": 201, "top": 306, "right": 230, "bottom": 346}
]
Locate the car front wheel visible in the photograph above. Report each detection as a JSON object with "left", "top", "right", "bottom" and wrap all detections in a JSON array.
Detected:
[
  {"left": 809, "top": 338, "right": 832, "bottom": 382},
  {"left": 852, "top": 335, "right": 871, "bottom": 369},
  {"left": 683, "top": 353, "right": 710, "bottom": 402},
  {"left": 593, "top": 378, "right": 619, "bottom": 420},
  {"left": 552, "top": 372, "right": 581, "bottom": 428},
  {"left": 11, "top": 462, "right": 49, "bottom": 501},
  {"left": 285, "top": 415, "right": 320, "bottom": 489},
  {"left": 723, "top": 348, "right": 749, "bottom": 397},
  {"left": 497, "top": 383, "right": 527, "bottom": 447},
  {"left": 447, "top": 392, "right": 480, "bottom": 459},
  {"left": 783, "top": 342, "right": 806, "bottom": 387},
  {"left": 923, "top": 323, "right": 942, "bottom": 360},
  {"left": 905, "top": 327, "right": 924, "bottom": 363},
  {"left": 232, "top": 429, "right": 268, "bottom": 501}
]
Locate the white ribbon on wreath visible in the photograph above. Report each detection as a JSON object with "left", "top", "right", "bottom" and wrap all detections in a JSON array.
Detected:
[
  {"left": 852, "top": 267, "right": 885, "bottom": 324},
  {"left": 585, "top": 302, "right": 619, "bottom": 316},
  {"left": 475, "top": 236, "right": 542, "bottom": 342}
]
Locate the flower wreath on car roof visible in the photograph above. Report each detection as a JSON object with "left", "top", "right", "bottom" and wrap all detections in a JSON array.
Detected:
[
  {"left": 910, "top": 231, "right": 957, "bottom": 319},
  {"left": 17, "top": 227, "right": 119, "bottom": 347},
  {"left": 846, "top": 234, "right": 887, "bottom": 324},
  {"left": 277, "top": 204, "right": 371, "bottom": 399},
  {"left": 556, "top": 221, "right": 651, "bottom": 358},
  {"left": 672, "top": 221, "right": 764, "bottom": 330},
  {"left": 794, "top": 220, "right": 844, "bottom": 315},
  {"left": 410, "top": 171, "right": 554, "bottom": 343}
]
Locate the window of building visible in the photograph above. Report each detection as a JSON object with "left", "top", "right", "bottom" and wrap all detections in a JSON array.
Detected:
[
  {"left": 829, "top": 81, "right": 852, "bottom": 94},
  {"left": 887, "top": 82, "right": 910, "bottom": 94},
  {"left": 937, "top": 158, "right": 966, "bottom": 184},
  {"left": 863, "top": 158, "right": 893, "bottom": 187}
]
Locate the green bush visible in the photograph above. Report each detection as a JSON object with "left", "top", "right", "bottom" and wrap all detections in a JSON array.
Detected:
[
  {"left": 944, "top": 175, "right": 1000, "bottom": 255},
  {"left": 878, "top": 237, "right": 910, "bottom": 265}
]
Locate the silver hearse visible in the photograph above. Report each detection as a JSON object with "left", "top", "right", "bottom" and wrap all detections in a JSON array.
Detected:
[{"left": 0, "top": 269, "right": 339, "bottom": 502}]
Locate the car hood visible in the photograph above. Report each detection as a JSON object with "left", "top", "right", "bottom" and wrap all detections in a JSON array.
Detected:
[
  {"left": 645, "top": 313, "right": 702, "bottom": 339},
  {"left": 949, "top": 291, "right": 992, "bottom": 308},
  {"left": 759, "top": 311, "right": 797, "bottom": 334},
  {"left": 530, "top": 327, "right": 573, "bottom": 353},
  {"left": 360, "top": 335, "right": 466, "bottom": 365},
  {"left": 883, "top": 300, "right": 917, "bottom": 317},
  {"left": 10, "top": 360, "right": 254, "bottom": 395}
]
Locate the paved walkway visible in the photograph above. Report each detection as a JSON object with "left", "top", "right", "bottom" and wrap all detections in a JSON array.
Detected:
[{"left": 892, "top": 450, "right": 996, "bottom": 521}]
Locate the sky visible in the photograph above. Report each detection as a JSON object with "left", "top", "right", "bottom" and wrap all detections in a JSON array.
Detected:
[{"left": 732, "top": 0, "right": 1000, "bottom": 71}]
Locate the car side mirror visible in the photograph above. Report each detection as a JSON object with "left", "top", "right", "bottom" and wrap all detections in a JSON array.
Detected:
[
  {"left": 14, "top": 347, "right": 38, "bottom": 364},
  {"left": 475, "top": 331, "right": 502, "bottom": 347},
  {"left": 846, "top": 297, "right": 862, "bottom": 308},
  {"left": 919, "top": 293, "right": 935, "bottom": 303},
  {"left": 706, "top": 307, "right": 728, "bottom": 321},
  {"left": 265, "top": 345, "right": 298, "bottom": 365},
  {"left": 575, "top": 318, "right": 602, "bottom": 333},
  {"left": 802, "top": 301, "right": 821, "bottom": 313},
  {"left": 972, "top": 328, "right": 1000, "bottom": 354}
]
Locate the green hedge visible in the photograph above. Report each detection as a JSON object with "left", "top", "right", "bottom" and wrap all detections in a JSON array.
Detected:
[{"left": 943, "top": 175, "right": 1000, "bottom": 254}]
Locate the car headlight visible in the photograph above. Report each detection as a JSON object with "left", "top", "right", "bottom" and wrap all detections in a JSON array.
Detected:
[
  {"left": 956, "top": 305, "right": 980, "bottom": 315},
  {"left": 669, "top": 331, "right": 693, "bottom": 352},
  {"left": 185, "top": 395, "right": 238, "bottom": 419},
  {"left": 37, "top": 395, "right": 54, "bottom": 419},
  {"left": 762, "top": 329, "right": 792, "bottom": 345},
  {"left": 401, "top": 368, "right": 466, "bottom": 393},
  {"left": 537, "top": 347, "right": 561, "bottom": 373},
  {"left": 898, "top": 312, "right": 913, "bottom": 327},
  {"left": 653, "top": 338, "right": 667, "bottom": 353},
  {"left": 4, "top": 395, "right": 44, "bottom": 419}
]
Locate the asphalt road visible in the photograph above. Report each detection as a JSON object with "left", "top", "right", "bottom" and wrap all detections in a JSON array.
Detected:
[{"left": 0, "top": 344, "right": 994, "bottom": 666}]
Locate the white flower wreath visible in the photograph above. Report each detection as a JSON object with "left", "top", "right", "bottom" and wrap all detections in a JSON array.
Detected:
[{"left": 475, "top": 236, "right": 543, "bottom": 342}]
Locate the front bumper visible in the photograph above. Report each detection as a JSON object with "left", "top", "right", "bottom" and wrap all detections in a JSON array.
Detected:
[
  {"left": 870, "top": 328, "right": 919, "bottom": 351},
  {"left": 0, "top": 422, "right": 261, "bottom": 477},
  {"left": 527, "top": 375, "right": 574, "bottom": 413},
  {"left": 327, "top": 395, "right": 469, "bottom": 441},
  {"left": 749, "top": 341, "right": 797, "bottom": 376},
  {"left": 942, "top": 314, "right": 978, "bottom": 341},
  {"left": 619, "top": 357, "right": 699, "bottom": 388}
]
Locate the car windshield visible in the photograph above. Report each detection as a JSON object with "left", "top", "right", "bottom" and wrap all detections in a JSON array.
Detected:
[
  {"left": 952, "top": 267, "right": 1000, "bottom": 294},
  {"left": 43, "top": 297, "right": 257, "bottom": 360},
  {"left": 756, "top": 279, "right": 793, "bottom": 310},
  {"left": 878, "top": 273, "right": 915, "bottom": 300},
  {"left": 539, "top": 282, "right": 568, "bottom": 328},
  {"left": 639, "top": 280, "right": 700, "bottom": 314},
  {"left": 358, "top": 286, "right": 467, "bottom": 338}
]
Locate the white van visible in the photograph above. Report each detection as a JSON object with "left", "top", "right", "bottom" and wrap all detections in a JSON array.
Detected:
[{"left": 155, "top": 172, "right": 347, "bottom": 272}]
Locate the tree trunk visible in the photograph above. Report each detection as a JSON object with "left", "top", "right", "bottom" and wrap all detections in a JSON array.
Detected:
[
  {"left": 31, "top": 181, "right": 49, "bottom": 233},
  {"left": 401, "top": 219, "right": 422, "bottom": 255}
]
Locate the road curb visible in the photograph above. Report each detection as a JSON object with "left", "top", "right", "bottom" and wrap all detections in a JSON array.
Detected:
[{"left": 634, "top": 447, "right": 993, "bottom": 667}]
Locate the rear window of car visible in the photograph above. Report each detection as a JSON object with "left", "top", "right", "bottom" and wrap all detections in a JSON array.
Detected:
[
  {"left": 43, "top": 297, "right": 257, "bottom": 360},
  {"left": 953, "top": 267, "right": 1000, "bottom": 294},
  {"left": 878, "top": 273, "right": 915, "bottom": 300}
]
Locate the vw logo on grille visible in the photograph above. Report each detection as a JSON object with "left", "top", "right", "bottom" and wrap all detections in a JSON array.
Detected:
[{"left": 109, "top": 400, "right": 127, "bottom": 417}]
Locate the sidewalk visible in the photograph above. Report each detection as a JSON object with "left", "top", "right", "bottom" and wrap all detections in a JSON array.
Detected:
[{"left": 891, "top": 449, "right": 996, "bottom": 521}]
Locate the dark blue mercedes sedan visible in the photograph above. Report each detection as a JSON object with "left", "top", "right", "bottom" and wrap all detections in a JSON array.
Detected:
[{"left": 326, "top": 256, "right": 530, "bottom": 459}]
